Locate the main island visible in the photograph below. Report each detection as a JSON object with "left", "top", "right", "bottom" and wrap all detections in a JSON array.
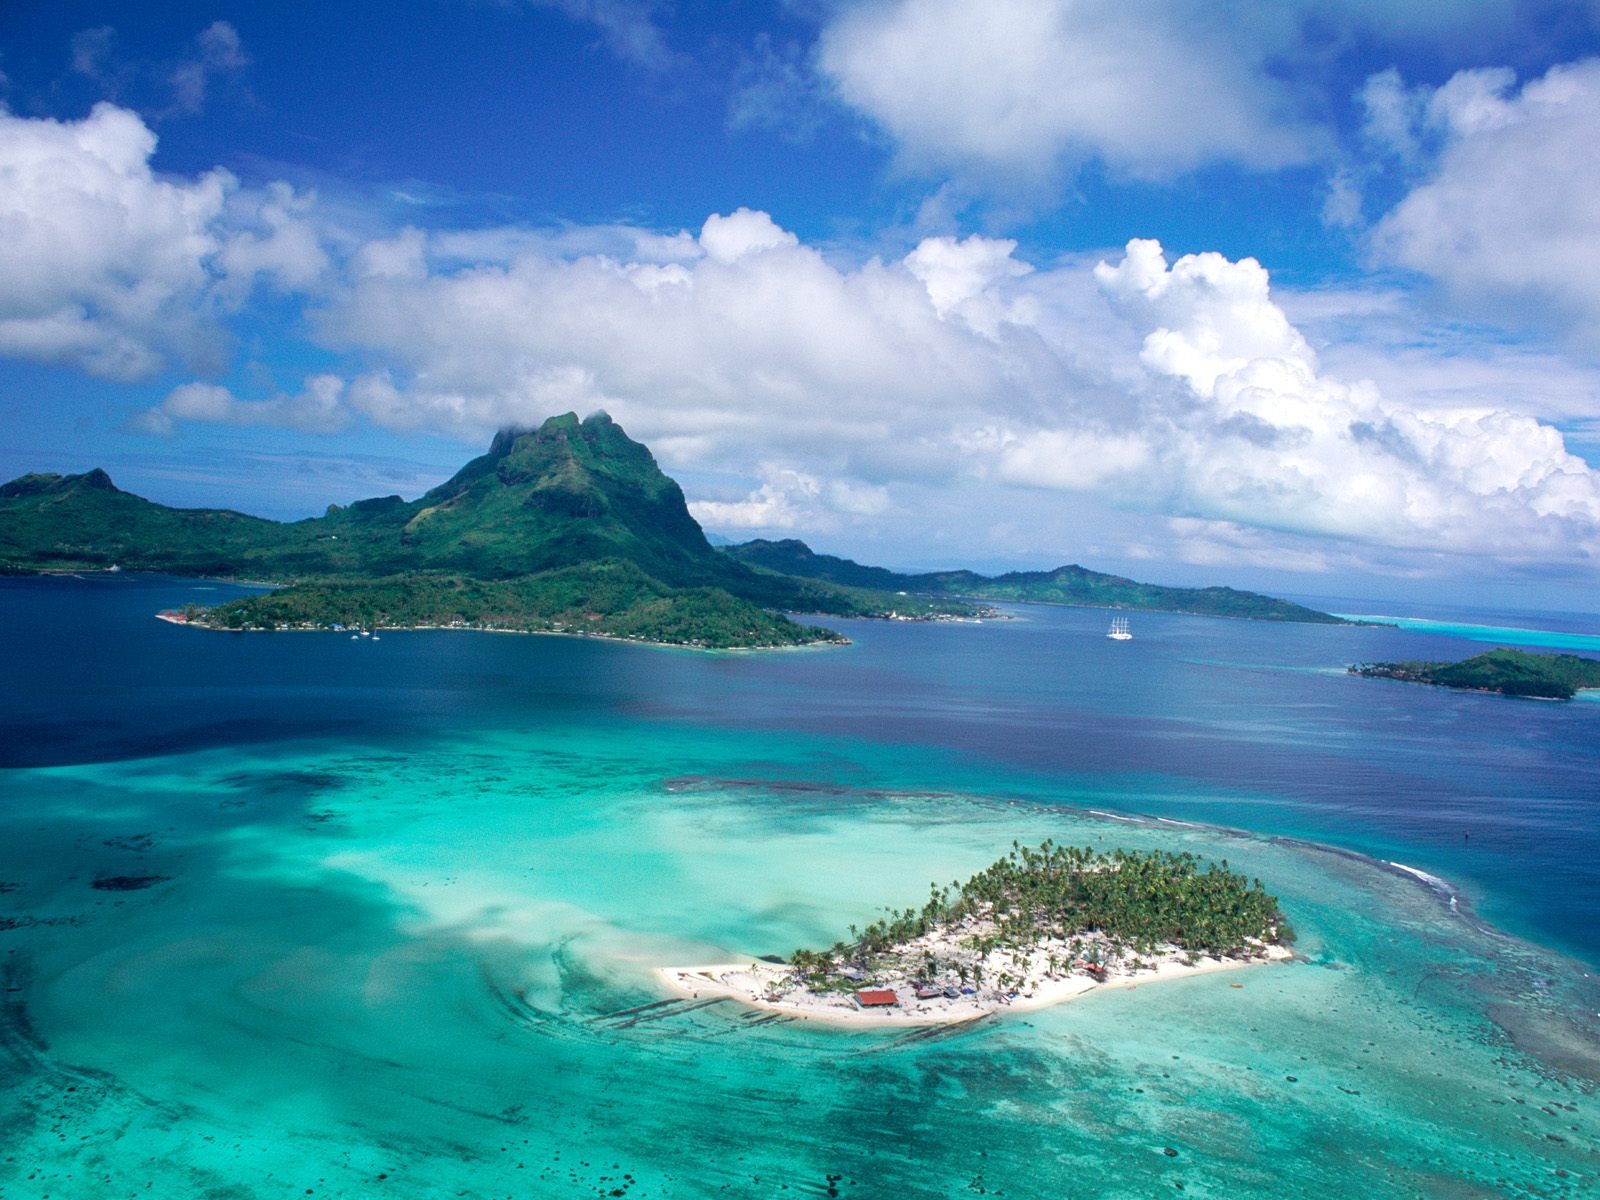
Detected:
[
  {"left": 658, "top": 842, "right": 1294, "bottom": 1025},
  {"left": 1, "top": 411, "right": 1342, "bottom": 650}
]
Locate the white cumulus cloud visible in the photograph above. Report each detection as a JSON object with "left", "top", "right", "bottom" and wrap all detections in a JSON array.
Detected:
[
  {"left": 807, "top": 0, "right": 1594, "bottom": 208},
  {"left": 216, "top": 181, "right": 329, "bottom": 298},
  {"left": 690, "top": 465, "right": 891, "bottom": 533},
  {"left": 816, "top": 0, "right": 1315, "bottom": 185},
  {"left": 0, "top": 102, "right": 326, "bottom": 380},
  {"left": 1092, "top": 239, "right": 1600, "bottom": 560},
  {"left": 0, "top": 103, "right": 228, "bottom": 378},
  {"left": 904, "top": 234, "right": 1033, "bottom": 335},
  {"left": 313, "top": 210, "right": 1077, "bottom": 480},
  {"left": 698, "top": 207, "right": 797, "bottom": 263},
  {"left": 298, "top": 209, "right": 1600, "bottom": 565},
  {"left": 1370, "top": 58, "right": 1600, "bottom": 349},
  {"left": 134, "top": 375, "right": 351, "bottom": 436}
]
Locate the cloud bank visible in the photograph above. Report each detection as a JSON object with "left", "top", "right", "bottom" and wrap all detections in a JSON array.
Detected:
[
  {"left": 308, "top": 214, "right": 1600, "bottom": 564},
  {"left": 6, "top": 103, "right": 1598, "bottom": 571}
]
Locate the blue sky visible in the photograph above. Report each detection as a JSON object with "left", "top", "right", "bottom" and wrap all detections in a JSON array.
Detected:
[{"left": 3, "top": 1, "right": 1600, "bottom": 610}]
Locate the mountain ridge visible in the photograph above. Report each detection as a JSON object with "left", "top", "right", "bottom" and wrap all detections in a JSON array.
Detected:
[
  {"left": 2, "top": 414, "right": 762, "bottom": 585},
  {"left": 722, "top": 538, "right": 1344, "bottom": 624}
]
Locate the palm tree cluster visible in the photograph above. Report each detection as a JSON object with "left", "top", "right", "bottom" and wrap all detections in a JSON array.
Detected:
[
  {"left": 790, "top": 841, "right": 1290, "bottom": 982},
  {"left": 958, "top": 841, "right": 1289, "bottom": 956}
]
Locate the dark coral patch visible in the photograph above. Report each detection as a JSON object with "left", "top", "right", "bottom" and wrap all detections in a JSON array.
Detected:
[{"left": 90, "top": 875, "right": 171, "bottom": 891}]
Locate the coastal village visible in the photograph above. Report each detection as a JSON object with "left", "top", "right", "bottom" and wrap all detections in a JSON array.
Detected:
[{"left": 659, "top": 926, "right": 1290, "bottom": 1026}]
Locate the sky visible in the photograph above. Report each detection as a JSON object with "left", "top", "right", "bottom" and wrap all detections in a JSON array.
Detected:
[{"left": 3, "top": 1, "right": 1600, "bottom": 611}]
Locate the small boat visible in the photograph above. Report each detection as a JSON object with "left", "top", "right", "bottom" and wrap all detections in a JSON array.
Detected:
[{"left": 1107, "top": 616, "right": 1132, "bottom": 640}]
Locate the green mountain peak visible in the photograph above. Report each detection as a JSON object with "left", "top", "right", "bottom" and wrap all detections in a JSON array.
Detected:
[
  {"left": 0, "top": 412, "right": 727, "bottom": 585},
  {"left": 393, "top": 412, "right": 717, "bottom": 583}
]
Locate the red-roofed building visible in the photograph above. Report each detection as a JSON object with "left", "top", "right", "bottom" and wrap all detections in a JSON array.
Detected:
[{"left": 856, "top": 988, "right": 898, "bottom": 1008}]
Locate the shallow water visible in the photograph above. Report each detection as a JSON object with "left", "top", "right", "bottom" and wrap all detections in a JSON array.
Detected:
[
  {"left": 1333, "top": 613, "right": 1600, "bottom": 654},
  {"left": 2, "top": 575, "right": 1597, "bottom": 1197}
]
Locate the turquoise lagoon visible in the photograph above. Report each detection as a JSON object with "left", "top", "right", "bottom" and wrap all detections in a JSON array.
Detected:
[
  {"left": 1, "top": 575, "right": 1597, "bottom": 1198},
  {"left": 1332, "top": 614, "right": 1600, "bottom": 654}
]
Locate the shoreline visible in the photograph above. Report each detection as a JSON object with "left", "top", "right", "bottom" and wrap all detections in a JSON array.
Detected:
[
  {"left": 153, "top": 610, "right": 851, "bottom": 653},
  {"left": 655, "top": 945, "right": 1292, "bottom": 1028}
]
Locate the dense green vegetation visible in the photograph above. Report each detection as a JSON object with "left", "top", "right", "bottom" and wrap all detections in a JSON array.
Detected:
[
  {"left": 1350, "top": 647, "right": 1600, "bottom": 699},
  {"left": 1, "top": 415, "right": 779, "bottom": 584},
  {"left": 1, "top": 413, "right": 974, "bottom": 647},
  {"left": 0, "top": 468, "right": 297, "bottom": 576},
  {"left": 790, "top": 842, "right": 1289, "bottom": 985},
  {"left": 725, "top": 537, "right": 1343, "bottom": 623},
  {"left": 200, "top": 561, "right": 842, "bottom": 648}
]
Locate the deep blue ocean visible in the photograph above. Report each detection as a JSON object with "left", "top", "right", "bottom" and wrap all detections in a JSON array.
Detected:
[{"left": 2, "top": 573, "right": 1597, "bottom": 1197}]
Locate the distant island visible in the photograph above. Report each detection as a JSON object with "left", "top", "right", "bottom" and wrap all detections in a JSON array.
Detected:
[
  {"left": 1349, "top": 647, "right": 1600, "bottom": 700},
  {"left": 658, "top": 843, "right": 1293, "bottom": 1025},
  {"left": 1, "top": 411, "right": 1339, "bottom": 649},
  {"left": 724, "top": 538, "right": 1344, "bottom": 624}
]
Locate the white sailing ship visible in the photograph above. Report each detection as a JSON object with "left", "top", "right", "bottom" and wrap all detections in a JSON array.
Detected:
[{"left": 1107, "top": 616, "right": 1132, "bottom": 640}]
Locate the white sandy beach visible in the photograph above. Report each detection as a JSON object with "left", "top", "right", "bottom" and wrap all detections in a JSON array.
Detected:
[{"left": 657, "top": 927, "right": 1292, "bottom": 1027}]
